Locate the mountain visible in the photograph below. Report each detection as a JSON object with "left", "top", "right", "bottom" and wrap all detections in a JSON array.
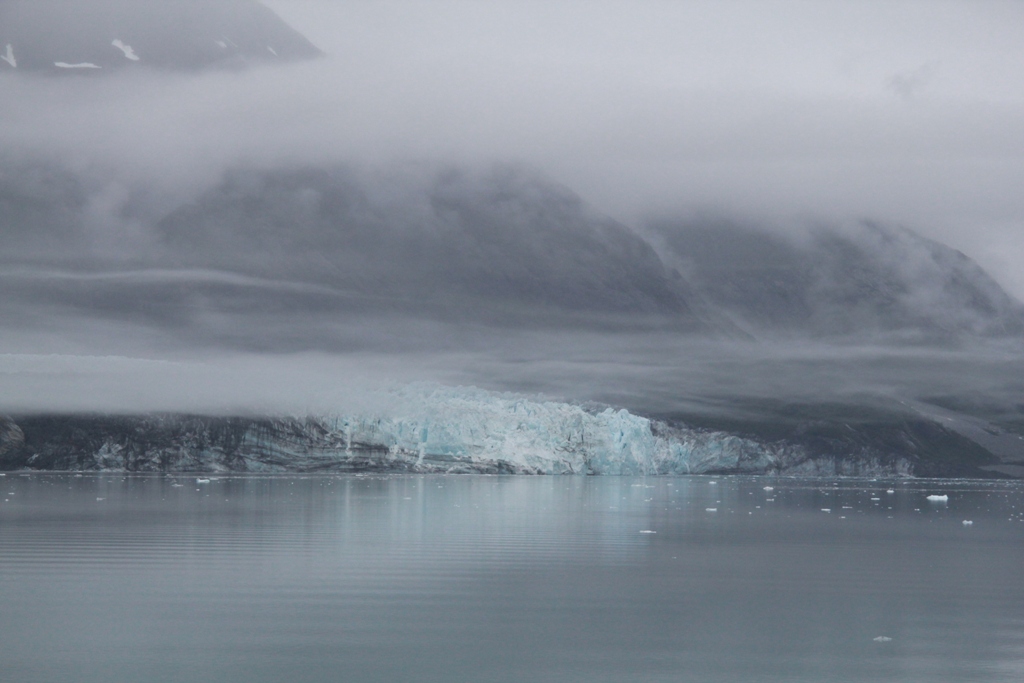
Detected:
[
  {"left": 0, "top": 0, "right": 321, "bottom": 73},
  {"left": 154, "top": 165, "right": 703, "bottom": 329},
  {"left": 654, "top": 218, "right": 1024, "bottom": 343},
  {"left": 3, "top": 159, "right": 1024, "bottom": 475},
  {"left": 2, "top": 161, "right": 1023, "bottom": 345}
]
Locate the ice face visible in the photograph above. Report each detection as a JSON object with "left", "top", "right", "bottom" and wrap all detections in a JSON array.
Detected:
[
  {"left": 1, "top": 384, "right": 915, "bottom": 476},
  {"left": 317, "top": 384, "right": 786, "bottom": 475}
]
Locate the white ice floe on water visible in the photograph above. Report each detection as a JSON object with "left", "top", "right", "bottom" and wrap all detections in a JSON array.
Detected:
[
  {"left": 54, "top": 62, "right": 101, "bottom": 69},
  {"left": 196, "top": 478, "right": 211, "bottom": 484},
  {"left": 962, "top": 520, "right": 973, "bottom": 526},
  {"left": 638, "top": 530, "right": 656, "bottom": 534},
  {"left": 926, "top": 494, "right": 949, "bottom": 502},
  {"left": 111, "top": 39, "right": 140, "bottom": 61},
  {"left": 1, "top": 44, "right": 16, "bottom": 68},
  {"left": 763, "top": 486, "right": 774, "bottom": 491},
  {"left": 873, "top": 636, "right": 892, "bottom": 642}
]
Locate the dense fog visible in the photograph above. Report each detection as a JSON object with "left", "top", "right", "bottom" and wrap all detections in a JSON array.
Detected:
[{"left": 1, "top": 0, "right": 1022, "bottom": 417}]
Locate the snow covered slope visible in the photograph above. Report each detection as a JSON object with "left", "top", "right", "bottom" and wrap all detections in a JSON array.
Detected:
[{"left": 0, "top": 0, "right": 321, "bottom": 73}]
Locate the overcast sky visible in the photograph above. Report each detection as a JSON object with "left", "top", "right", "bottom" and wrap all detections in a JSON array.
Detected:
[
  {"left": 1, "top": 0, "right": 1022, "bottom": 414},
  {"left": 265, "top": 0, "right": 1024, "bottom": 295}
]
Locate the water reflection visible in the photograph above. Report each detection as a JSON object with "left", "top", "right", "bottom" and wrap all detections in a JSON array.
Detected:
[{"left": 1, "top": 474, "right": 1022, "bottom": 682}]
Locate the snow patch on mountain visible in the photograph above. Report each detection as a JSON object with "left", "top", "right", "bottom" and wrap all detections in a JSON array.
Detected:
[{"left": 111, "top": 39, "right": 139, "bottom": 61}]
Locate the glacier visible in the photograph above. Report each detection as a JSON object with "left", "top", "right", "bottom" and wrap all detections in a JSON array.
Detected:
[
  {"left": 1, "top": 384, "right": 914, "bottom": 476},
  {"left": 312, "top": 384, "right": 789, "bottom": 475}
]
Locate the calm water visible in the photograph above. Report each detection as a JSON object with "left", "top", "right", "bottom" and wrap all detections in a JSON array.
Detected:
[{"left": 1, "top": 474, "right": 1022, "bottom": 683}]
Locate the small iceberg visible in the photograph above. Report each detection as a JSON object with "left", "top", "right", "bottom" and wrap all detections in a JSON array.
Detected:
[
  {"left": 705, "top": 507, "right": 717, "bottom": 512},
  {"left": 638, "top": 530, "right": 656, "bottom": 534},
  {"left": 55, "top": 62, "right": 101, "bottom": 69},
  {"left": 873, "top": 636, "right": 892, "bottom": 642},
  {"left": 763, "top": 486, "right": 774, "bottom": 491},
  {"left": 962, "top": 520, "right": 973, "bottom": 526},
  {"left": 196, "top": 478, "right": 211, "bottom": 484},
  {"left": 926, "top": 494, "right": 948, "bottom": 502}
]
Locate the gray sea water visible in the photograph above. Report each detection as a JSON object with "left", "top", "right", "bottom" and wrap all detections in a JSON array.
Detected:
[{"left": 1, "top": 474, "right": 1022, "bottom": 683}]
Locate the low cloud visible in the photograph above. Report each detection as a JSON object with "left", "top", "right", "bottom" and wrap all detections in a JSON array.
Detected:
[{"left": 1, "top": 0, "right": 1023, "bottom": 417}]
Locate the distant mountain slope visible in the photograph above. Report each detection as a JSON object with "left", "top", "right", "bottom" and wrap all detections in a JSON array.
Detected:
[
  {"left": 3, "top": 160, "right": 1023, "bottom": 343},
  {"left": 155, "top": 166, "right": 702, "bottom": 327},
  {"left": 0, "top": 0, "right": 320, "bottom": 73},
  {"left": 653, "top": 219, "right": 1024, "bottom": 342}
]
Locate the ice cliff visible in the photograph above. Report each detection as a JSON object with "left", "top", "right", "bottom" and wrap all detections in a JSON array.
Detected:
[{"left": 2, "top": 384, "right": 919, "bottom": 476}]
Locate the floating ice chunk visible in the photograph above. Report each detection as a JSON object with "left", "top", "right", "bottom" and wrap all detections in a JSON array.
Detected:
[
  {"left": 0, "top": 473, "right": 5, "bottom": 477},
  {"left": 111, "top": 39, "right": 140, "bottom": 61},
  {"left": 763, "top": 486, "right": 774, "bottom": 491},
  {"left": 96, "top": 497, "right": 105, "bottom": 501},
  {"left": 709, "top": 481, "right": 717, "bottom": 485},
  {"left": 705, "top": 507, "right": 717, "bottom": 512},
  {"left": 926, "top": 494, "right": 948, "bottom": 502},
  {"left": 55, "top": 62, "right": 101, "bottom": 69},
  {"left": 887, "top": 489, "right": 895, "bottom": 494},
  {"left": 873, "top": 636, "right": 892, "bottom": 642},
  {"left": 1, "top": 44, "right": 15, "bottom": 68},
  {"left": 821, "top": 508, "right": 831, "bottom": 512},
  {"left": 871, "top": 497, "right": 880, "bottom": 501},
  {"left": 962, "top": 520, "right": 973, "bottom": 526},
  {"left": 638, "top": 530, "right": 656, "bottom": 534},
  {"left": 196, "top": 478, "right": 211, "bottom": 484}
]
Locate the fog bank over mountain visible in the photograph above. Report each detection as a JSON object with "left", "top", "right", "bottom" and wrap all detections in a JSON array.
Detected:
[
  {"left": 1, "top": 1, "right": 1023, "bottom": 474},
  {"left": 3, "top": 1, "right": 1022, "bottom": 297}
]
